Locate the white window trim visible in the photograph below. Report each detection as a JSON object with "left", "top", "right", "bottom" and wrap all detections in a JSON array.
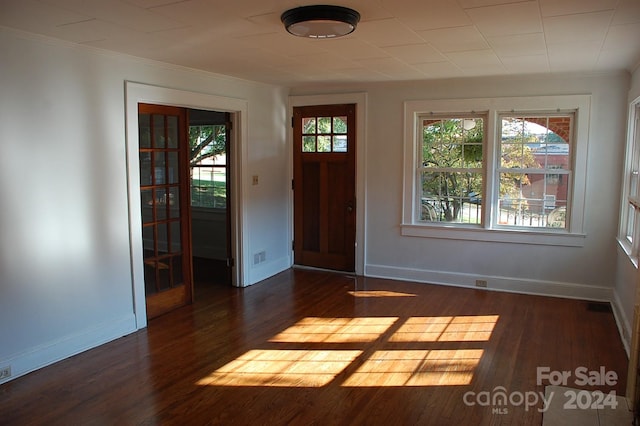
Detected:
[
  {"left": 618, "top": 97, "right": 640, "bottom": 265},
  {"left": 402, "top": 95, "right": 591, "bottom": 247}
]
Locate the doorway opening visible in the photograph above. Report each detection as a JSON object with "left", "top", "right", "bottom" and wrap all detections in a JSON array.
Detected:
[
  {"left": 188, "top": 108, "right": 233, "bottom": 288},
  {"left": 126, "top": 82, "right": 248, "bottom": 329},
  {"left": 137, "top": 105, "right": 234, "bottom": 320}
]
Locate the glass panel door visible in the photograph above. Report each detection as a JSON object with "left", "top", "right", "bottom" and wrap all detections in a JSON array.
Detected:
[{"left": 138, "top": 103, "right": 192, "bottom": 319}]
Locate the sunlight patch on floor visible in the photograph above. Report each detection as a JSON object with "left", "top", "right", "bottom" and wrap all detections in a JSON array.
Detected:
[
  {"left": 390, "top": 315, "right": 499, "bottom": 343},
  {"left": 196, "top": 349, "right": 363, "bottom": 387},
  {"left": 342, "top": 349, "right": 484, "bottom": 386},
  {"left": 197, "top": 315, "right": 499, "bottom": 388},
  {"left": 269, "top": 317, "right": 399, "bottom": 343}
]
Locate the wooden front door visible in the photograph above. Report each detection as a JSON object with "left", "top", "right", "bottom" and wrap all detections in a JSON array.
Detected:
[
  {"left": 138, "top": 103, "right": 193, "bottom": 319},
  {"left": 293, "top": 104, "right": 356, "bottom": 272}
]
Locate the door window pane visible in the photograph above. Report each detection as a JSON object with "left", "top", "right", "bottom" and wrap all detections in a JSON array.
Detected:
[
  {"left": 333, "top": 135, "right": 347, "bottom": 152},
  {"left": 333, "top": 116, "right": 347, "bottom": 133},
  {"left": 139, "top": 114, "right": 151, "bottom": 148},
  {"left": 303, "top": 117, "right": 316, "bottom": 134},
  {"left": 167, "top": 116, "right": 178, "bottom": 148},
  {"left": 139, "top": 152, "right": 152, "bottom": 186},
  {"left": 318, "top": 136, "right": 331, "bottom": 152},
  {"left": 170, "top": 221, "right": 181, "bottom": 253},
  {"left": 156, "top": 189, "right": 166, "bottom": 220},
  {"left": 142, "top": 225, "right": 154, "bottom": 257},
  {"left": 303, "top": 136, "right": 316, "bottom": 152},
  {"left": 169, "top": 187, "right": 180, "bottom": 218},
  {"left": 153, "top": 114, "right": 165, "bottom": 148},
  {"left": 318, "top": 117, "right": 331, "bottom": 133}
]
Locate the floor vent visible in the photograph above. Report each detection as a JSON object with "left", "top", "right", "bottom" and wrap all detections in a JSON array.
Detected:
[{"left": 586, "top": 302, "right": 613, "bottom": 313}]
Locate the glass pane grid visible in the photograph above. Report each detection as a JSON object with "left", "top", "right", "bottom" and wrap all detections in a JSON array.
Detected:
[{"left": 301, "top": 115, "right": 348, "bottom": 153}]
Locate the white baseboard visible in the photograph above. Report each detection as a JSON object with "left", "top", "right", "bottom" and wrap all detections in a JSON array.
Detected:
[
  {"left": 245, "top": 255, "right": 291, "bottom": 287},
  {"left": 0, "top": 314, "right": 137, "bottom": 385},
  {"left": 611, "top": 291, "right": 632, "bottom": 357},
  {"left": 365, "top": 263, "right": 613, "bottom": 301}
]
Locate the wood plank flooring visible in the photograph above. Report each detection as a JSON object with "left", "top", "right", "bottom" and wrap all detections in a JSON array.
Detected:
[{"left": 0, "top": 269, "right": 629, "bottom": 425}]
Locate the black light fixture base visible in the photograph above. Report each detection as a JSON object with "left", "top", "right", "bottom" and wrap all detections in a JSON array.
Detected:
[{"left": 281, "top": 5, "right": 361, "bottom": 39}]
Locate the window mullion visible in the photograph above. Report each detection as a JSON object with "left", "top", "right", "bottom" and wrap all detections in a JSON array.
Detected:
[{"left": 484, "top": 109, "right": 497, "bottom": 229}]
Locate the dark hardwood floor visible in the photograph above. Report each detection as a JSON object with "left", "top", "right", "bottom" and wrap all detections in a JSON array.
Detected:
[{"left": 0, "top": 269, "right": 629, "bottom": 425}]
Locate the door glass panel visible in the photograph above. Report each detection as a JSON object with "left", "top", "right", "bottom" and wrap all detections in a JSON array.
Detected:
[
  {"left": 168, "top": 152, "right": 179, "bottom": 184},
  {"left": 154, "top": 152, "right": 166, "bottom": 185},
  {"left": 170, "top": 221, "right": 181, "bottom": 253},
  {"left": 167, "top": 116, "right": 178, "bottom": 148},
  {"left": 318, "top": 117, "right": 331, "bottom": 132},
  {"left": 139, "top": 114, "right": 151, "bottom": 148},
  {"left": 333, "top": 135, "right": 347, "bottom": 152},
  {"left": 142, "top": 225, "right": 154, "bottom": 258},
  {"left": 141, "top": 189, "right": 153, "bottom": 223},
  {"left": 303, "top": 117, "right": 316, "bottom": 134},
  {"left": 156, "top": 223, "right": 168, "bottom": 255},
  {"left": 139, "top": 152, "right": 152, "bottom": 186},
  {"left": 153, "top": 114, "right": 165, "bottom": 148},
  {"left": 318, "top": 136, "right": 331, "bottom": 152},
  {"left": 169, "top": 187, "right": 180, "bottom": 218},
  {"left": 333, "top": 116, "right": 347, "bottom": 133},
  {"left": 156, "top": 188, "right": 167, "bottom": 221},
  {"left": 303, "top": 136, "right": 316, "bottom": 152}
]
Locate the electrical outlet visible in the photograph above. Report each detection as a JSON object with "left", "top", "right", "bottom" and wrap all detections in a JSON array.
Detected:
[
  {"left": 253, "top": 251, "right": 266, "bottom": 265},
  {"left": 475, "top": 280, "right": 487, "bottom": 288},
  {"left": 0, "top": 366, "right": 11, "bottom": 380}
]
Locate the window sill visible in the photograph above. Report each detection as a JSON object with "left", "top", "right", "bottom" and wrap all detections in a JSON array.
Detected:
[
  {"left": 617, "top": 237, "right": 639, "bottom": 269},
  {"left": 401, "top": 223, "right": 586, "bottom": 247}
]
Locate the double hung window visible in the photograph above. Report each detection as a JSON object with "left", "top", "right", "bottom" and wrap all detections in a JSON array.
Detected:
[
  {"left": 403, "top": 96, "right": 590, "bottom": 246},
  {"left": 619, "top": 102, "right": 640, "bottom": 261}
]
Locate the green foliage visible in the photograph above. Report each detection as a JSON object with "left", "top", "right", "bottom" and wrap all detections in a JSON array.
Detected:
[
  {"left": 190, "top": 179, "right": 226, "bottom": 208},
  {"left": 189, "top": 125, "right": 226, "bottom": 166},
  {"left": 189, "top": 124, "right": 227, "bottom": 209},
  {"left": 498, "top": 118, "right": 543, "bottom": 213},
  {"left": 421, "top": 118, "right": 483, "bottom": 222}
]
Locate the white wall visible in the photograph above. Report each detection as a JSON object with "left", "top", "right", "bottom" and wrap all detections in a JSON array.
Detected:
[
  {"left": 0, "top": 28, "right": 290, "bottom": 383},
  {"left": 292, "top": 71, "right": 629, "bottom": 300}
]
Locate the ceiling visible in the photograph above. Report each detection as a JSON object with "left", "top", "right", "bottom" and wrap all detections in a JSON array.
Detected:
[{"left": 2, "top": 0, "right": 640, "bottom": 87}]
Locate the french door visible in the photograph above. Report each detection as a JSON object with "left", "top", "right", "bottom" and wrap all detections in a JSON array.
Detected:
[
  {"left": 293, "top": 104, "right": 356, "bottom": 272},
  {"left": 138, "top": 103, "right": 193, "bottom": 319}
]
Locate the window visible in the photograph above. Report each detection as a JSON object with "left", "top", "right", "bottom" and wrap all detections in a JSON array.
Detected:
[
  {"left": 419, "top": 116, "right": 484, "bottom": 224},
  {"left": 497, "top": 114, "right": 572, "bottom": 228},
  {"left": 403, "top": 96, "right": 590, "bottom": 246},
  {"left": 190, "top": 123, "right": 227, "bottom": 208},
  {"left": 619, "top": 102, "right": 640, "bottom": 260},
  {"left": 302, "top": 115, "right": 348, "bottom": 152}
]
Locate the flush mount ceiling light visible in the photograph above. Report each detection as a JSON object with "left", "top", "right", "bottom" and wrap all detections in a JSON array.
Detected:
[{"left": 281, "top": 5, "right": 361, "bottom": 39}]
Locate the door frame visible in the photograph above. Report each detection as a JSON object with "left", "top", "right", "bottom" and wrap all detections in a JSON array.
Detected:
[
  {"left": 288, "top": 93, "right": 367, "bottom": 275},
  {"left": 125, "top": 82, "right": 249, "bottom": 330}
]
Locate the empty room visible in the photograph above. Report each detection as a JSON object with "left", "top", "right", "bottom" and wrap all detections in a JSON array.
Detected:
[{"left": 1, "top": 0, "right": 640, "bottom": 424}]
